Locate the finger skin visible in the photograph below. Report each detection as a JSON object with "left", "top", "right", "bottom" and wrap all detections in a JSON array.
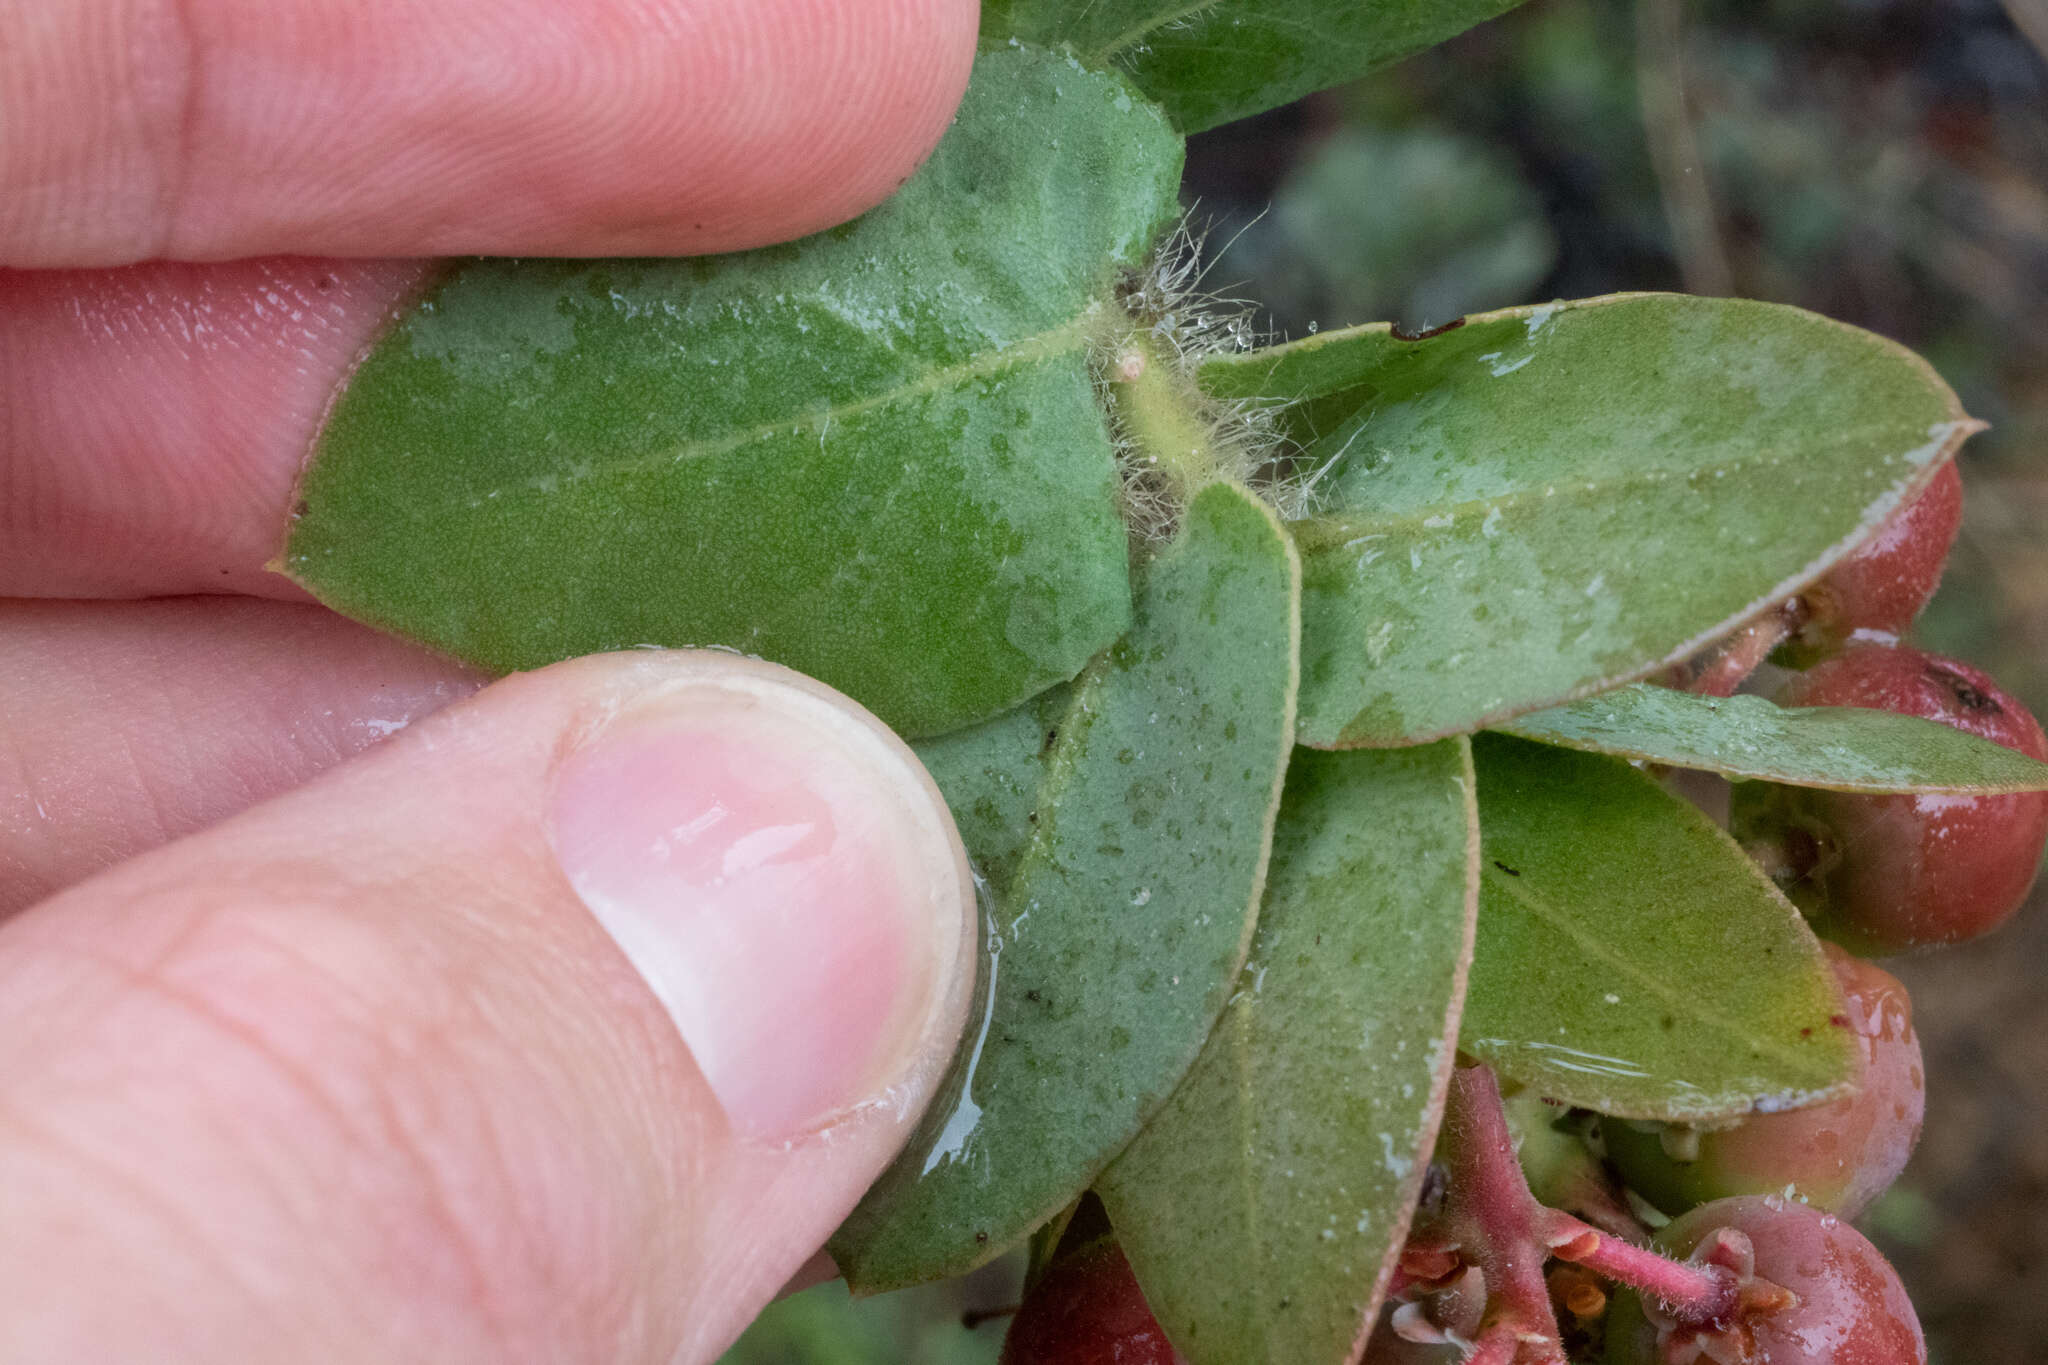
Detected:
[
  {"left": 1, "top": 257, "right": 430, "bottom": 598},
  {"left": 0, "top": 0, "right": 979, "bottom": 266},
  {"left": 0, "top": 651, "right": 976, "bottom": 1363},
  {"left": 0, "top": 597, "right": 482, "bottom": 917}
]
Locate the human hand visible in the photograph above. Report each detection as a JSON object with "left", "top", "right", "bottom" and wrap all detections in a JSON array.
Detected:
[{"left": 0, "top": 3, "right": 981, "bottom": 1359}]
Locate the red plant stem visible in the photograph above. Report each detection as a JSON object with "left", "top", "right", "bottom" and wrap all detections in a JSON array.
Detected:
[
  {"left": 1545, "top": 1213, "right": 1736, "bottom": 1323},
  {"left": 1682, "top": 610, "right": 1794, "bottom": 697},
  {"left": 1437, "top": 1068, "right": 1566, "bottom": 1350},
  {"left": 1466, "top": 1321, "right": 1525, "bottom": 1365},
  {"left": 1408, "top": 1064, "right": 1753, "bottom": 1358}
]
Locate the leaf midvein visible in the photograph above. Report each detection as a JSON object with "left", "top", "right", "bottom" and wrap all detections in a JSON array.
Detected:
[
  {"left": 455, "top": 312, "right": 1102, "bottom": 507},
  {"left": 1288, "top": 432, "right": 1921, "bottom": 553},
  {"left": 1084, "top": 0, "right": 1225, "bottom": 65},
  {"left": 1479, "top": 865, "right": 1830, "bottom": 1080}
]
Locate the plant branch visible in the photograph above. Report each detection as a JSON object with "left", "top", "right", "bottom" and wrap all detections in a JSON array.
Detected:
[
  {"left": 1636, "top": 0, "right": 1734, "bottom": 296},
  {"left": 1545, "top": 1216, "right": 1735, "bottom": 1322},
  {"left": 1104, "top": 335, "right": 1235, "bottom": 507},
  {"left": 2004, "top": 0, "right": 2048, "bottom": 61},
  {"left": 1390, "top": 1065, "right": 1765, "bottom": 1358},
  {"left": 1430, "top": 1067, "right": 1567, "bottom": 1351},
  {"left": 1466, "top": 1321, "right": 1529, "bottom": 1365},
  {"left": 1673, "top": 608, "right": 1795, "bottom": 696}
]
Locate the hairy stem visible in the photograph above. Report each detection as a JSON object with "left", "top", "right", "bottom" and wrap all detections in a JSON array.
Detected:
[
  {"left": 1546, "top": 1217, "right": 1735, "bottom": 1322},
  {"left": 1104, "top": 334, "right": 1235, "bottom": 505},
  {"left": 1436, "top": 1067, "right": 1567, "bottom": 1353},
  {"left": 1467, "top": 1321, "right": 1530, "bottom": 1365}
]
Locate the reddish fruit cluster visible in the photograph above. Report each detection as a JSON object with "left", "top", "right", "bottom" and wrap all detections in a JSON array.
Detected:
[
  {"left": 1378, "top": 1069, "right": 1932, "bottom": 1365},
  {"left": 1732, "top": 457, "right": 2048, "bottom": 951},
  {"left": 1583, "top": 454, "right": 2023, "bottom": 1362},
  {"left": 1002, "top": 1072, "right": 1934, "bottom": 1365}
]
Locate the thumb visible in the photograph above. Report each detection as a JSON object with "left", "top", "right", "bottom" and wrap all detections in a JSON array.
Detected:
[{"left": 0, "top": 652, "right": 976, "bottom": 1364}]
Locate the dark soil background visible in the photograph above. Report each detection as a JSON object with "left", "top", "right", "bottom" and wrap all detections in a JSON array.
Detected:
[{"left": 727, "top": 2, "right": 2048, "bottom": 1360}]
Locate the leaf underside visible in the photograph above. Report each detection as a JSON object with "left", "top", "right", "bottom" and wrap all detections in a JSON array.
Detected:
[
  {"left": 1201, "top": 294, "right": 1975, "bottom": 748},
  {"left": 1098, "top": 740, "right": 1479, "bottom": 1365},
  {"left": 1503, "top": 683, "right": 2048, "bottom": 794},
  {"left": 832, "top": 482, "right": 1303, "bottom": 1292},
  {"left": 983, "top": 0, "right": 1530, "bottom": 134},
  {"left": 285, "top": 45, "right": 1184, "bottom": 738},
  {"left": 912, "top": 686, "right": 1072, "bottom": 894},
  {"left": 1461, "top": 734, "right": 1855, "bottom": 1121}
]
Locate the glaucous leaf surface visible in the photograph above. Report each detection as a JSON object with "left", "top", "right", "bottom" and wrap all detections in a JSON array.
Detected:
[
  {"left": 284, "top": 46, "right": 1183, "bottom": 738},
  {"left": 1463, "top": 734, "right": 1854, "bottom": 1121},
  {"left": 1096, "top": 741, "right": 1479, "bottom": 1365},
  {"left": 1503, "top": 684, "right": 2048, "bottom": 794},
  {"left": 983, "top": 0, "right": 1527, "bottom": 133},
  {"left": 833, "top": 483, "right": 1302, "bottom": 1291},
  {"left": 912, "top": 686, "right": 1071, "bottom": 894},
  {"left": 1200, "top": 295, "right": 1976, "bottom": 747}
]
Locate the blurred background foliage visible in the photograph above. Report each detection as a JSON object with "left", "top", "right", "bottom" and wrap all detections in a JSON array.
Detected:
[
  {"left": 728, "top": 1, "right": 2048, "bottom": 1359},
  {"left": 718, "top": 1257, "right": 1016, "bottom": 1365}
]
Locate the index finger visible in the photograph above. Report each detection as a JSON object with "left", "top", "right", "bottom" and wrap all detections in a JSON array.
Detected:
[{"left": 1, "top": 0, "right": 978, "bottom": 267}]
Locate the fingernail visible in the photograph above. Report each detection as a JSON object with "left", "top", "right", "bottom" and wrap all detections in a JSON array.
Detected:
[{"left": 547, "top": 660, "right": 970, "bottom": 1142}]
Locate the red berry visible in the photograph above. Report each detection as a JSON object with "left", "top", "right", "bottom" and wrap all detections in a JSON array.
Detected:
[
  {"left": 1734, "top": 644, "right": 2048, "bottom": 951},
  {"left": 1604, "top": 946, "right": 1923, "bottom": 1219},
  {"left": 1000, "top": 1237, "right": 1186, "bottom": 1365},
  {"left": 1606, "top": 1196, "right": 1925, "bottom": 1365},
  {"left": 1790, "top": 460, "right": 1962, "bottom": 658}
]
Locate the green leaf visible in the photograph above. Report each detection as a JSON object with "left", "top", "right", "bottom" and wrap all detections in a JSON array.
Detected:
[
  {"left": 1200, "top": 295, "right": 1977, "bottom": 747},
  {"left": 913, "top": 686, "right": 1071, "bottom": 894},
  {"left": 984, "top": 0, "right": 1528, "bottom": 134},
  {"left": 833, "top": 482, "right": 1302, "bottom": 1291},
  {"left": 284, "top": 45, "right": 1184, "bottom": 738},
  {"left": 1502, "top": 683, "right": 2048, "bottom": 794},
  {"left": 1096, "top": 740, "right": 1479, "bottom": 1365},
  {"left": 1462, "top": 734, "right": 1855, "bottom": 1121}
]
